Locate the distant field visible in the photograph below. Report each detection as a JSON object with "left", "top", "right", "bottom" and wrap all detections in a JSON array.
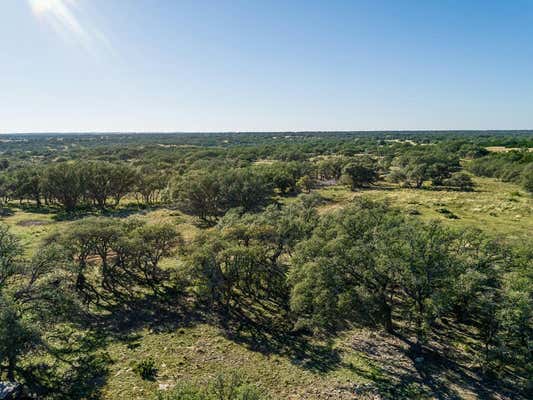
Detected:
[
  {"left": 5, "top": 176, "right": 530, "bottom": 256},
  {"left": 1, "top": 206, "right": 200, "bottom": 256},
  {"left": 317, "top": 176, "right": 532, "bottom": 243},
  {"left": 485, "top": 146, "right": 533, "bottom": 152}
]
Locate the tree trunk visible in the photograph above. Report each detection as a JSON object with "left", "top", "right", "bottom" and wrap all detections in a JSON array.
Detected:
[
  {"left": 7, "top": 357, "right": 16, "bottom": 381},
  {"left": 383, "top": 301, "right": 394, "bottom": 333}
]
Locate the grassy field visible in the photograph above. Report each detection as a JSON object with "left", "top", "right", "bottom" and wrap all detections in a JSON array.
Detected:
[
  {"left": 317, "top": 176, "right": 532, "bottom": 243},
  {"left": 1, "top": 206, "right": 200, "bottom": 255},
  {"left": 2, "top": 176, "right": 531, "bottom": 399},
  {"left": 3, "top": 176, "right": 530, "bottom": 254},
  {"left": 79, "top": 309, "right": 515, "bottom": 400}
]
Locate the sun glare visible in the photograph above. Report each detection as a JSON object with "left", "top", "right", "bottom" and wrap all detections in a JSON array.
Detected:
[
  {"left": 29, "top": 0, "right": 62, "bottom": 14},
  {"left": 27, "top": 0, "right": 111, "bottom": 55}
]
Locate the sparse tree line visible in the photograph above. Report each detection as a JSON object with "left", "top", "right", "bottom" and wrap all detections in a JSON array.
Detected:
[
  {"left": 1, "top": 194, "right": 531, "bottom": 397},
  {"left": 0, "top": 161, "right": 167, "bottom": 211},
  {"left": 0, "top": 145, "right": 482, "bottom": 217}
]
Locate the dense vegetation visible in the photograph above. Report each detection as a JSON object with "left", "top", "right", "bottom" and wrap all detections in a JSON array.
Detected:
[
  {"left": 0, "top": 131, "right": 531, "bottom": 399},
  {"left": 468, "top": 150, "right": 533, "bottom": 192}
]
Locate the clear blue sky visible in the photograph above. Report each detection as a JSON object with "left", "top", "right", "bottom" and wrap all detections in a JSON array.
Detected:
[{"left": 1, "top": 0, "right": 532, "bottom": 133}]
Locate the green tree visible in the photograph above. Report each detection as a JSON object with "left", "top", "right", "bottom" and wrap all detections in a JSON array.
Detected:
[
  {"left": 0, "top": 224, "right": 77, "bottom": 383},
  {"left": 393, "top": 150, "right": 460, "bottom": 188},
  {"left": 296, "top": 175, "right": 314, "bottom": 193},
  {"left": 0, "top": 224, "right": 21, "bottom": 288},
  {"left": 42, "top": 162, "right": 87, "bottom": 211},
  {"left": 188, "top": 199, "right": 317, "bottom": 318},
  {"left": 174, "top": 169, "right": 222, "bottom": 222},
  {"left": 109, "top": 163, "right": 137, "bottom": 206},
  {"left": 521, "top": 162, "right": 533, "bottom": 193},
  {"left": 442, "top": 172, "right": 475, "bottom": 191},
  {"left": 0, "top": 300, "right": 40, "bottom": 381},
  {"left": 174, "top": 168, "right": 273, "bottom": 223},
  {"left": 56, "top": 217, "right": 180, "bottom": 303},
  {"left": 12, "top": 167, "right": 42, "bottom": 206},
  {"left": 390, "top": 222, "right": 459, "bottom": 353},
  {"left": 135, "top": 166, "right": 168, "bottom": 205},
  {"left": 85, "top": 162, "right": 115, "bottom": 209},
  {"left": 289, "top": 200, "right": 403, "bottom": 333},
  {"left": 317, "top": 157, "right": 346, "bottom": 181},
  {"left": 0, "top": 173, "right": 14, "bottom": 206},
  {"left": 341, "top": 160, "right": 378, "bottom": 190}
]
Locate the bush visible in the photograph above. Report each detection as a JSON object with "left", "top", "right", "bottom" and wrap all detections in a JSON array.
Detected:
[
  {"left": 133, "top": 358, "right": 158, "bottom": 381},
  {"left": 436, "top": 208, "right": 459, "bottom": 219},
  {"left": 156, "top": 384, "right": 205, "bottom": 400},
  {"left": 211, "top": 373, "right": 265, "bottom": 400},
  {"left": 156, "top": 373, "right": 266, "bottom": 400},
  {"left": 442, "top": 172, "right": 475, "bottom": 191},
  {"left": 468, "top": 152, "right": 533, "bottom": 186},
  {"left": 341, "top": 160, "right": 378, "bottom": 190},
  {"left": 521, "top": 163, "right": 533, "bottom": 193}
]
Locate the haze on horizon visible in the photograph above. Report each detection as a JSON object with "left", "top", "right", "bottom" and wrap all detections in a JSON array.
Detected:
[{"left": 1, "top": 0, "right": 532, "bottom": 133}]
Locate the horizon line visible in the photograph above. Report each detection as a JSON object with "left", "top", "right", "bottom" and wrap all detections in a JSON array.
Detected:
[{"left": 2, "top": 129, "right": 533, "bottom": 136}]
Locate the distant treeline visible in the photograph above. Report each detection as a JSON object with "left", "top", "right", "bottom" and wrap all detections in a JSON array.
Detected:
[
  {"left": 0, "top": 146, "right": 482, "bottom": 215},
  {"left": 1, "top": 131, "right": 533, "bottom": 168}
]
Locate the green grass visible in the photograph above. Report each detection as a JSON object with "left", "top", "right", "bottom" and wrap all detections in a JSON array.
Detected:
[
  {"left": 1, "top": 208, "right": 62, "bottom": 255},
  {"left": 99, "top": 321, "right": 492, "bottom": 399},
  {"left": 3, "top": 176, "right": 529, "bottom": 253},
  {"left": 317, "top": 177, "right": 533, "bottom": 243},
  {"left": 0, "top": 205, "right": 200, "bottom": 256},
  {"left": 101, "top": 323, "right": 370, "bottom": 400}
]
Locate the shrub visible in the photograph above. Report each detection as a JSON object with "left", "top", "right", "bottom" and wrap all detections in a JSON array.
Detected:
[
  {"left": 156, "top": 384, "right": 205, "bottom": 400},
  {"left": 133, "top": 358, "right": 158, "bottom": 381},
  {"left": 211, "top": 373, "right": 265, "bottom": 400},
  {"left": 436, "top": 208, "right": 459, "bottom": 219},
  {"left": 442, "top": 172, "right": 475, "bottom": 191},
  {"left": 156, "top": 374, "right": 266, "bottom": 400},
  {"left": 341, "top": 160, "right": 378, "bottom": 190},
  {"left": 521, "top": 163, "right": 533, "bottom": 194}
]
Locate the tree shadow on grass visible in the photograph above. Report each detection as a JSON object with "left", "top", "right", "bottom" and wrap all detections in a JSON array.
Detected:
[
  {"left": 18, "top": 293, "right": 201, "bottom": 399},
  {"left": 412, "top": 351, "right": 499, "bottom": 400},
  {"left": 15, "top": 203, "right": 58, "bottom": 215},
  {"left": 0, "top": 206, "right": 15, "bottom": 217},
  {"left": 89, "top": 292, "right": 203, "bottom": 341},
  {"left": 378, "top": 329, "right": 525, "bottom": 400},
  {"left": 52, "top": 206, "right": 150, "bottom": 222},
  {"left": 20, "top": 329, "right": 111, "bottom": 400},
  {"left": 218, "top": 301, "right": 341, "bottom": 374},
  {"left": 45, "top": 203, "right": 171, "bottom": 222}
]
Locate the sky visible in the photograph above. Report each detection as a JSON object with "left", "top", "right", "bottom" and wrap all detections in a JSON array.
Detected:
[{"left": 1, "top": 0, "right": 532, "bottom": 133}]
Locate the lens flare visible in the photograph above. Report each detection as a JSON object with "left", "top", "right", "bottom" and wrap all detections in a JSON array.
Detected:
[
  {"left": 27, "top": 0, "right": 111, "bottom": 55},
  {"left": 29, "top": 0, "right": 62, "bottom": 14}
]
